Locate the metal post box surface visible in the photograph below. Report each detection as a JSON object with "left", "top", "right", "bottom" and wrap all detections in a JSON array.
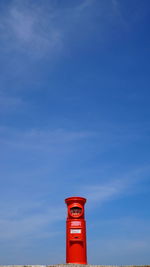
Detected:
[{"left": 65, "top": 196, "right": 87, "bottom": 264}]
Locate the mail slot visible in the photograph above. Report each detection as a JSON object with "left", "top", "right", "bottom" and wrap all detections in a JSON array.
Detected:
[{"left": 65, "top": 196, "right": 87, "bottom": 264}]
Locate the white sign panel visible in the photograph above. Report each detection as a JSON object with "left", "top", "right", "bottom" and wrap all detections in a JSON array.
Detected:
[{"left": 70, "top": 229, "right": 81, "bottom": 234}]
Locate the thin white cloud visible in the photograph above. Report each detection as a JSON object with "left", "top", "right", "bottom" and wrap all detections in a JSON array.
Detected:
[
  {"left": 0, "top": 194, "right": 65, "bottom": 241},
  {"left": 0, "top": 0, "right": 95, "bottom": 58},
  {"left": 88, "top": 216, "right": 150, "bottom": 264},
  {"left": 0, "top": 127, "right": 93, "bottom": 151},
  {"left": 3, "top": 0, "right": 63, "bottom": 57},
  {"left": 84, "top": 181, "right": 123, "bottom": 202},
  {"left": 79, "top": 179, "right": 126, "bottom": 205},
  {"left": 78, "top": 166, "right": 150, "bottom": 206},
  {"left": 0, "top": 202, "right": 64, "bottom": 240},
  {"left": 0, "top": 0, "right": 129, "bottom": 59},
  {"left": 0, "top": 126, "right": 95, "bottom": 186}
]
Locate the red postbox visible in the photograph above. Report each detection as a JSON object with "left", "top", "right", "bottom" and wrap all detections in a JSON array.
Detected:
[{"left": 65, "top": 196, "right": 87, "bottom": 264}]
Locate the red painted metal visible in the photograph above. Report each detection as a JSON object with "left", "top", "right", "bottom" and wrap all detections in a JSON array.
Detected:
[{"left": 65, "top": 196, "right": 87, "bottom": 264}]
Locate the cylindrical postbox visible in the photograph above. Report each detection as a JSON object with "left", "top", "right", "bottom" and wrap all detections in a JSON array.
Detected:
[{"left": 65, "top": 196, "right": 87, "bottom": 264}]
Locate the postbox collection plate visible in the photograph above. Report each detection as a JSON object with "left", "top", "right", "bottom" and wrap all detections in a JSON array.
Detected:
[{"left": 70, "top": 229, "right": 81, "bottom": 234}]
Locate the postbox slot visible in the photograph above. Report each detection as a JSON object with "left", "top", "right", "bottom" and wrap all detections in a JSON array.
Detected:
[{"left": 70, "top": 240, "right": 82, "bottom": 243}]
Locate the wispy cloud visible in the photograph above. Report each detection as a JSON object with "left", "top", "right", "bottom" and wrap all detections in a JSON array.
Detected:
[
  {"left": 0, "top": 200, "right": 64, "bottom": 240},
  {"left": 0, "top": 0, "right": 131, "bottom": 59},
  {"left": 0, "top": 0, "right": 95, "bottom": 58},
  {"left": 0, "top": 127, "right": 93, "bottom": 151},
  {"left": 0, "top": 192, "right": 65, "bottom": 241},
  {"left": 89, "top": 216, "right": 150, "bottom": 264},
  {"left": 81, "top": 180, "right": 124, "bottom": 203},
  {"left": 0, "top": 1, "right": 62, "bottom": 57},
  {"left": 78, "top": 165, "right": 150, "bottom": 206}
]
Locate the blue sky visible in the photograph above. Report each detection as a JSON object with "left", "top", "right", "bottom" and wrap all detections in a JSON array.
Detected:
[{"left": 0, "top": 0, "right": 150, "bottom": 265}]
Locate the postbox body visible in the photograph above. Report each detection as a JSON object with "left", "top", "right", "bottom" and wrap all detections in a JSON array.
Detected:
[{"left": 65, "top": 196, "right": 87, "bottom": 264}]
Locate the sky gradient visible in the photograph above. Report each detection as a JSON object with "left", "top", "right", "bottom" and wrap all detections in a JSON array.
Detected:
[{"left": 0, "top": 0, "right": 150, "bottom": 265}]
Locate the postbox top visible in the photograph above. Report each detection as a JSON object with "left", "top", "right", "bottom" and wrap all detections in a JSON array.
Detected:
[{"left": 65, "top": 196, "right": 86, "bottom": 204}]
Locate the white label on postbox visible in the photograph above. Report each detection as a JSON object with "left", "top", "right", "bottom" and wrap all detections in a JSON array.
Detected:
[
  {"left": 71, "top": 221, "right": 81, "bottom": 226},
  {"left": 70, "top": 229, "right": 81, "bottom": 234}
]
